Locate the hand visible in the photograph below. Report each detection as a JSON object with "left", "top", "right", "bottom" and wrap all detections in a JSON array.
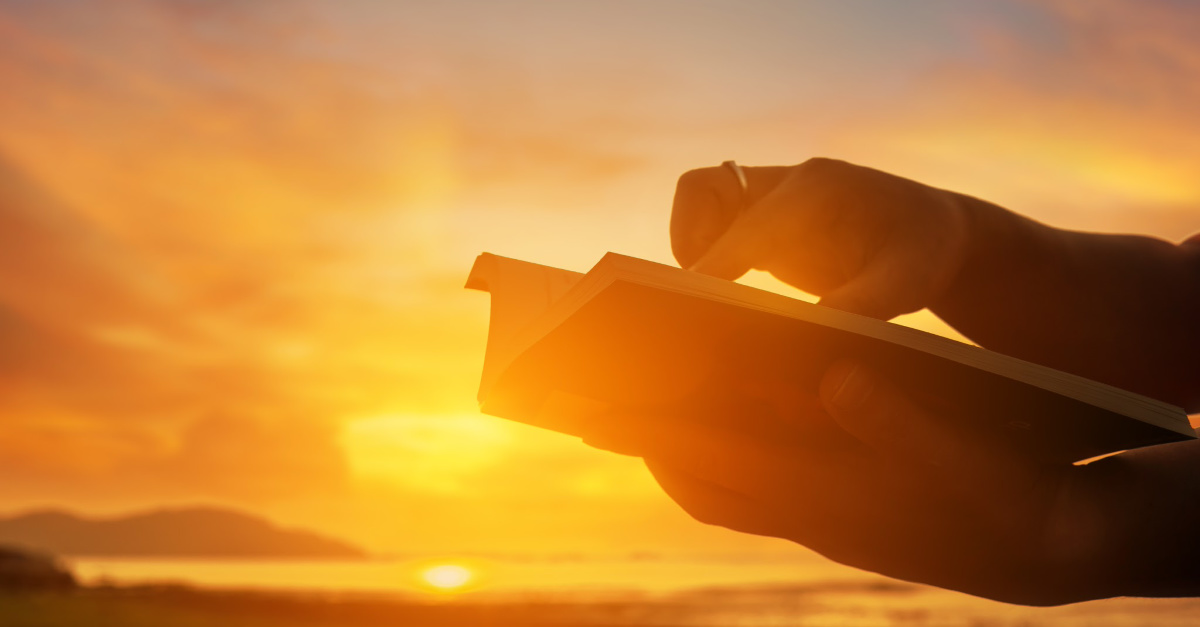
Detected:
[
  {"left": 671, "top": 158, "right": 972, "bottom": 320},
  {"left": 671, "top": 159, "right": 1200, "bottom": 407},
  {"left": 646, "top": 159, "right": 1200, "bottom": 602},
  {"left": 584, "top": 359, "right": 1168, "bottom": 606}
]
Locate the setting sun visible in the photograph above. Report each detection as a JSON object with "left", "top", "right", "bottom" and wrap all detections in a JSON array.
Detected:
[{"left": 421, "top": 564, "right": 474, "bottom": 591}]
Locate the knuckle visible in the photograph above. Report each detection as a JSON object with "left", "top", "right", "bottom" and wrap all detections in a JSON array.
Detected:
[
  {"left": 795, "top": 157, "right": 851, "bottom": 180},
  {"left": 797, "top": 156, "right": 839, "bottom": 171}
]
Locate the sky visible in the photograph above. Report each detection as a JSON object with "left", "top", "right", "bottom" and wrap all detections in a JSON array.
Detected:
[{"left": 0, "top": 0, "right": 1198, "bottom": 556}]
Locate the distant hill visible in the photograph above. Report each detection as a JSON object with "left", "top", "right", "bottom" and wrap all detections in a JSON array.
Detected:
[
  {"left": 0, "top": 545, "right": 77, "bottom": 590},
  {"left": 0, "top": 507, "right": 367, "bottom": 560}
]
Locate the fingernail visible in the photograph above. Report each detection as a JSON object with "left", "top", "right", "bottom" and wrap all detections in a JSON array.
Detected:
[{"left": 831, "top": 364, "right": 873, "bottom": 412}]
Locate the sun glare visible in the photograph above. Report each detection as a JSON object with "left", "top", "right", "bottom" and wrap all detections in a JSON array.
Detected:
[
  {"left": 421, "top": 564, "right": 473, "bottom": 590},
  {"left": 343, "top": 415, "right": 515, "bottom": 493}
]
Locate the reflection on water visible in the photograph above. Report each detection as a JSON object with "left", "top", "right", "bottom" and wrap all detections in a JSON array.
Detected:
[
  {"left": 72, "top": 552, "right": 873, "bottom": 596},
  {"left": 69, "top": 554, "right": 1200, "bottom": 626}
]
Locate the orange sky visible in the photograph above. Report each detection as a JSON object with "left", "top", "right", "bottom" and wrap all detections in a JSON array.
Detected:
[{"left": 0, "top": 0, "right": 1198, "bottom": 555}]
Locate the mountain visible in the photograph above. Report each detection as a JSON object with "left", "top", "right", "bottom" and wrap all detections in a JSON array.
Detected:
[{"left": 0, "top": 507, "right": 367, "bottom": 560}]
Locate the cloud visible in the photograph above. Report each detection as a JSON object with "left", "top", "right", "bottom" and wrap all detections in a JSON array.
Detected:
[
  {"left": 0, "top": 0, "right": 646, "bottom": 511},
  {"left": 157, "top": 410, "right": 348, "bottom": 499},
  {"left": 342, "top": 415, "right": 661, "bottom": 499},
  {"left": 1, "top": 0, "right": 1197, "bottom": 554},
  {"left": 799, "top": 0, "right": 1200, "bottom": 239},
  {"left": 0, "top": 148, "right": 354, "bottom": 505}
]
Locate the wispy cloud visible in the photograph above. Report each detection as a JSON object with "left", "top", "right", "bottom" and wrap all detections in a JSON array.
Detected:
[
  {"left": 0, "top": 0, "right": 661, "bottom": 519},
  {"left": 815, "top": 0, "right": 1200, "bottom": 237}
]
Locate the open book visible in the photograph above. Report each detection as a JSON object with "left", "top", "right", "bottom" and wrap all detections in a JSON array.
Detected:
[{"left": 466, "top": 252, "right": 1194, "bottom": 463}]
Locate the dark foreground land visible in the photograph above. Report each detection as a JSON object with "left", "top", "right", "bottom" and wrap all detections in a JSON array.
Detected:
[
  {"left": 0, "top": 582, "right": 912, "bottom": 627},
  {"left": 0, "top": 586, "right": 709, "bottom": 627},
  {"left": 7, "top": 582, "right": 1200, "bottom": 627}
]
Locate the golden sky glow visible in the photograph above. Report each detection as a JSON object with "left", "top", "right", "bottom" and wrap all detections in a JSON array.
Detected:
[{"left": 0, "top": 0, "right": 1198, "bottom": 556}]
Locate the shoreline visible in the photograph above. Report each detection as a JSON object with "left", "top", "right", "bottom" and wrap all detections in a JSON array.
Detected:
[{"left": 6, "top": 576, "right": 1200, "bottom": 627}]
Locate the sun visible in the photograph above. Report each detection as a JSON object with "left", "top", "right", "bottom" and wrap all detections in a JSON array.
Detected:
[{"left": 421, "top": 564, "right": 473, "bottom": 591}]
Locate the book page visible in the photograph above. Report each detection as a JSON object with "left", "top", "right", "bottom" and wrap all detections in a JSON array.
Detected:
[{"left": 466, "top": 254, "right": 584, "bottom": 401}]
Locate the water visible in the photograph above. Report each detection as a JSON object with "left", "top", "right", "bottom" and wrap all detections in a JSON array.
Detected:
[
  {"left": 68, "top": 554, "right": 1200, "bottom": 626},
  {"left": 71, "top": 552, "right": 871, "bottom": 595}
]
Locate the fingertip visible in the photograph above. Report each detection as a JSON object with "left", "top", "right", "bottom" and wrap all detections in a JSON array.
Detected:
[
  {"left": 686, "top": 250, "right": 728, "bottom": 275},
  {"left": 581, "top": 415, "right": 687, "bottom": 458},
  {"left": 687, "top": 253, "right": 742, "bottom": 279},
  {"left": 581, "top": 432, "right": 644, "bottom": 457},
  {"left": 579, "top": 415, "right": 648, "bottom": 457}
]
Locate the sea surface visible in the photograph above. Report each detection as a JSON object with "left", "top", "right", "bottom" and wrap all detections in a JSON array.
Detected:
[{"left": 69, "top": 553, "right": 1200, "bottom": 626}]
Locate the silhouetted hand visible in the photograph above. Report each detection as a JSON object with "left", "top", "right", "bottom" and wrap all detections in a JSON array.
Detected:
[
  {"left": 672, "top": 158, "right": 1200, "bottom": 406},
  {"left": 671, "top": 158, "right": 972, "bottom": 320},
  {"left": 626, "top": 158, "right": 1200, "bottom": 603},
  {"left": 584, "top": 360, "right": 1199, "bottom": 605}
]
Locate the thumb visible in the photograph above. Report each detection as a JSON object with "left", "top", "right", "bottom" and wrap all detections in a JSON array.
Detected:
[
  {"left": 820, "top": 359, "right": 966, "bottom": 468},
  {"left": 820, "top": 360, "right": 925, "bottom": 458},
  {"left": 819, "top": 360, "right": 1033, "bottom": 485},
  {"left": 819, "top": 359, "right": 981, "bottom": 480},
  {"left": 818, "top": 359, "right": 1047, "bottom": 533}
]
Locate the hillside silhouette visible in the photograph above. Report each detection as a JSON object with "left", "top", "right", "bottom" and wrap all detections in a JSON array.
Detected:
[{"left": 0, "top": 507, "right": 367, "bottom": 559}]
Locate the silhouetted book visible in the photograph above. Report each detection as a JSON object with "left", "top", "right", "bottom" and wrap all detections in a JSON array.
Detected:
[{"left": 466, "top": 252, "right": 1194, "bottom": 463}]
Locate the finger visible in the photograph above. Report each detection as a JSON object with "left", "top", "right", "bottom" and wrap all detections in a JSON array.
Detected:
[
  {"left": 580, "top": 416, "right": 646, "bottom": 457},
  {"left": 815, "top": 244, "right": 934, "bottom": 320},
  {"left": 685, "top": 210, "right": 775, "bottom": 279},
  {"left": 817, "top": 209, "right": 967, "bottom": 320},
  {"left": 819, "top": 359, "right": 1043, "bottom": 511},
  {"left": 816, "top": 264, "right": 912, "bottom": 320},
  {"left": 670, "top": 165, "right": 790, "bottom": 271},
  {"left": 646, "top": 449, "right": 906, "bottom": 572},
  {"left": 688, "top": 163, "right": 835, "bottom": 280},
  {"left": 582, "top": 413, "right": 869, "bottom": 508},
  {"left": 644, "top": 458, "right": 793, "bottom": 538}
]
